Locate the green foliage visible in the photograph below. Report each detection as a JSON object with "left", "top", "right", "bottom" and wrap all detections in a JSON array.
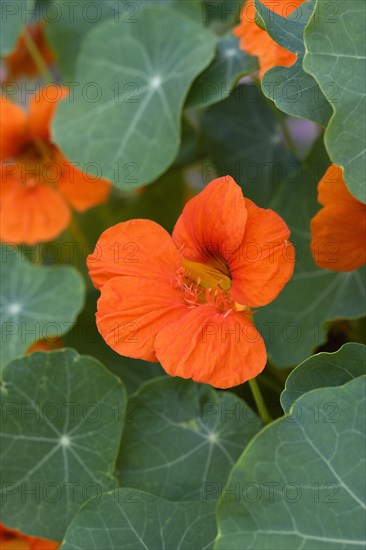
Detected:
[
  {"left": 0, "top": 245, "right": 85, "bottom": 369},
  {"left": 187, "top": 32, "right": 258, "bottom": 109},
  {"left": 117, "top": 378, "right": 262, "bottom": 500},
  {"left": 202, "top": 83, "right": 293, "bottom": 206},
  {"left": 304, "top": 0, "right": 366, "bottom": 203},
  {"left": 61, "top": 489, "right": 217, "bottom": 550},
  {"left": 281, "top": 343, "right": 366, "bottom": 412},
  {"left": 256, "top": 0, "right": 332, "bottom": 125},
  {"left": 0, "top": 349, "right": 127, "bottom": 540},
  {"left": 0, "top": 0, "right": 34, "bottom": 54},
  {"left": 216, "top": 377, "right": 366, "bottom": 549},
  {"left": 46, "top": 0, "right": 203, "bottom": 79},
  {"left": 1, "top": 0, "right": 365, "bottom": 545},
  {"left": 255, "top": 140, "right": 366, "bottom": 366},
  {"left": 52, "top": 7, "right": 216, "bottom": 187}
]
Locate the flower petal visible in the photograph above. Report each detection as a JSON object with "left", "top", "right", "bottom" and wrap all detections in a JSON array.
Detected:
[
  {"left": 96, "top": 275, "right": 186, "bottom": 362},
  {"left": 4, "top": 21, "right": 55, "bottom": 82},
  {"left": 230, "top": 198, "right": 295, "bottom": 307},
  {"left": 56, "top": 151, "right": 110, "bottom": 211},
  {"left": 233, "top": 0, "right": 301, "bottom": 79},
  {"left": 155, "top": 307, "right": 266, "bottom": 388},
  {"left": 310, "top": 165, "right": 366, "bottom": 271},
  {"left": 172, "top": 176, "right": 247, "bottom": 267},
  {"left": 0, "top": 96, "right": 27, "bottom": 161},
  {"left": 310, "top": 204, "right": 366, "bottom": 271},
  {"left": 28, "top": 85, "right": 68, "bottom": 142},
  {"left": 0, "top": 171, "right": 70, "bottom": 244},
  {"left": 317, "top": 164, "right": 362, "bottom": 206},
  {"left": 88, "top": 219, "right": 181, "bottom": 290}
]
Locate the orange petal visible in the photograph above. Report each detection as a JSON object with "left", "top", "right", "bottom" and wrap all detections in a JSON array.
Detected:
[
  {"left": 155, "top": 307, "right": 267, "bottom": 388},
  {"left": 57, "top": 151, "right": 110, "bottom": 211},
  {"left": 310, "top": 164, "right": 366, "bottom": 271},
  {"left": 172, "top": 176, "right": 247, "bottom": 268},
  {"left": 0, "top": 523, "right": 59, "bottom": 550},
  {"left": 4, "top": 21, "right": 55, "bottom": 82},
  {"left": 317, "top": 164, "right": 362, "bottom": 206},
  {"left": 0, "top": 96, "right": 28, "bottom": 161},
  {"left": 0, "top": 172, "right": 70, "bottom": 244},
  {"left": 96, "top": 275, "right": 186, "bottom": 362},
  {"left": 310, "top": 204, "right": 366, "bottom": 271},
  {"left": 230, "top": 198, "right": 295, "bottom": 307},
  {"left": 28, "top": 85, "right": 68, "bottom": 142},
  {"left": 233, "top": 0, "right": 302, "bottom": 79},
  {"left": 27, "top": 537, "right": 59, "bottom": 550},
  {"left": 1, "top": 539, "right": 29, "bottom": 550},
  {"left": 88, "top": 219, "right": 181, "bottom": 290}
]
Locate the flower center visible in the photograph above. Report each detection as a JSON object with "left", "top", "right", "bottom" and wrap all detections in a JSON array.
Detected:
[
  {"left": 16, "top": 139, "right": 58, "bottom": 188},
  {"left": 181, "top": 258, "right": 232, "bottom": 291},
  {"left": 177, "top": 258, "right": 251, "bottom": 317}
]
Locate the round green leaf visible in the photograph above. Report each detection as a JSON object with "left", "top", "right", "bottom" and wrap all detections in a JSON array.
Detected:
[
  {"left": 53, "top": 7, "right": 216, "bottom": 188},
  {"left": 215, "top": 377, "right": 366, "bottom": 549},
  {"left": 304, "top": 0, "right": 366, "bottom": 203},
  {"left": 281, "top": 343, "right": 366, "bottom": 412},
  {"left": 0, "top": 245, "right": 85, "bottom": 369},
  {"left": 186, "top": 32, "right": 258, "bottom": 109},
  {"left": 46, "top": 0, "right": 203, "bottom": 79},
  {"left": 61, "top": 489, "right": 217, "bottom": 550},
  {"left": 255, "top": 0, "right": 332, "bottom": 125},
  {"left": 117, "top": 378, "right": 262, "bottom": 500},
  {"left": 0, "top": 349, "right": 127, "bottom": 541}
]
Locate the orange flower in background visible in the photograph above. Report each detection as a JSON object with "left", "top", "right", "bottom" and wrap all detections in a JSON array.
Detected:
[
  {"left": 3, "top": 22, "right": 55, "bottom": 82},
  {"left": 310, "top": 165, "right": 366, "bottom": 271},
  {"left": 234, "top": 0, "right": 305, "bottom": 79},
  {"left": 0, "top": 523, "right": 59, "bottom": 550},
  {"left": 0, "top": 85, "right": 110, "bottom": 244},
  {"left": 88, "top": 176, "right": 295, "bottom": 389},
  {"left": 27, "top": 337, "right": 62, "bottom": 354}
]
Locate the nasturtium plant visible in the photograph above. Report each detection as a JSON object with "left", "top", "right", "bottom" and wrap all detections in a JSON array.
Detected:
[
  {"left": 117, "top": 378, "right": 262, "bottom": 500},
  {"left": 304, "top": 0, "right": 366, "bottom": 203},
  {"left": 1, "top": 0, "right": 365, "bottom": 546},
  {"left": 0, "top": 349, "right": 127, "bottom": 541},
  {"left": 0, "top": 245, "right": 85, "bottom": 369},
  {"left": 61, "top": 489, "right": 217, "bottom": 550},
  {"left": 255, "top": 0, "right": 332, "bottom": 125},
  {"left": 186, "top": 32, "right": 258, "bottom": 109},
  {"left": 53, "top": 6, "right": 217, "bottom": 187},
  {"left": 202, "top": 83, "right": 294, "bottom": 206},
  {"left": 281, "top": 343, "right": 366, "bottom": 412},
  {"left": 216, "top": 377, "right": 366, "bottom": 550},
  {"left": 255, "top": 138, "right": 366, "bottom": 366}
]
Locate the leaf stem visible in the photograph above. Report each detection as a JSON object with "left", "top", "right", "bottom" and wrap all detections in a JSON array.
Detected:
[
  {"left": 22, "top": 25, "right": 53, "bottom": 84},
  {"left": 248, "top": 378, "right": 272, "bottom": 424}
]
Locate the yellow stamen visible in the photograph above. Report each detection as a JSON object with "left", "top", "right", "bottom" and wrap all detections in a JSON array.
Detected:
[
  {"left": 233, "top": 301, "right": 247, "bottom": 311},
  {"left": 181, "top": 258, "right": 232, "bottom": 291}
]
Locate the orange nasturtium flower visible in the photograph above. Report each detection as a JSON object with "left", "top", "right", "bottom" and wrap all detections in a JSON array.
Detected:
[
  {"left": 3, "top": 22, "right": 55, "bottom": 82},
  {"left": 0, "top": 85, "right": 110, "bottom": 244},
  {"left": 88, "top": 176, "right": 295, "bottom": 388},
  {"left": 234, "top": 0, "right": 306, "bottom": 79},
  {"left": 27, "top": 337, "right": 62, "bottom": 354},
  {"left": 310, "top": 165, "right": 366, "bottom": 272},
  {"left": 0, "top": 523, "right": 59, "bottom": 550}
]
